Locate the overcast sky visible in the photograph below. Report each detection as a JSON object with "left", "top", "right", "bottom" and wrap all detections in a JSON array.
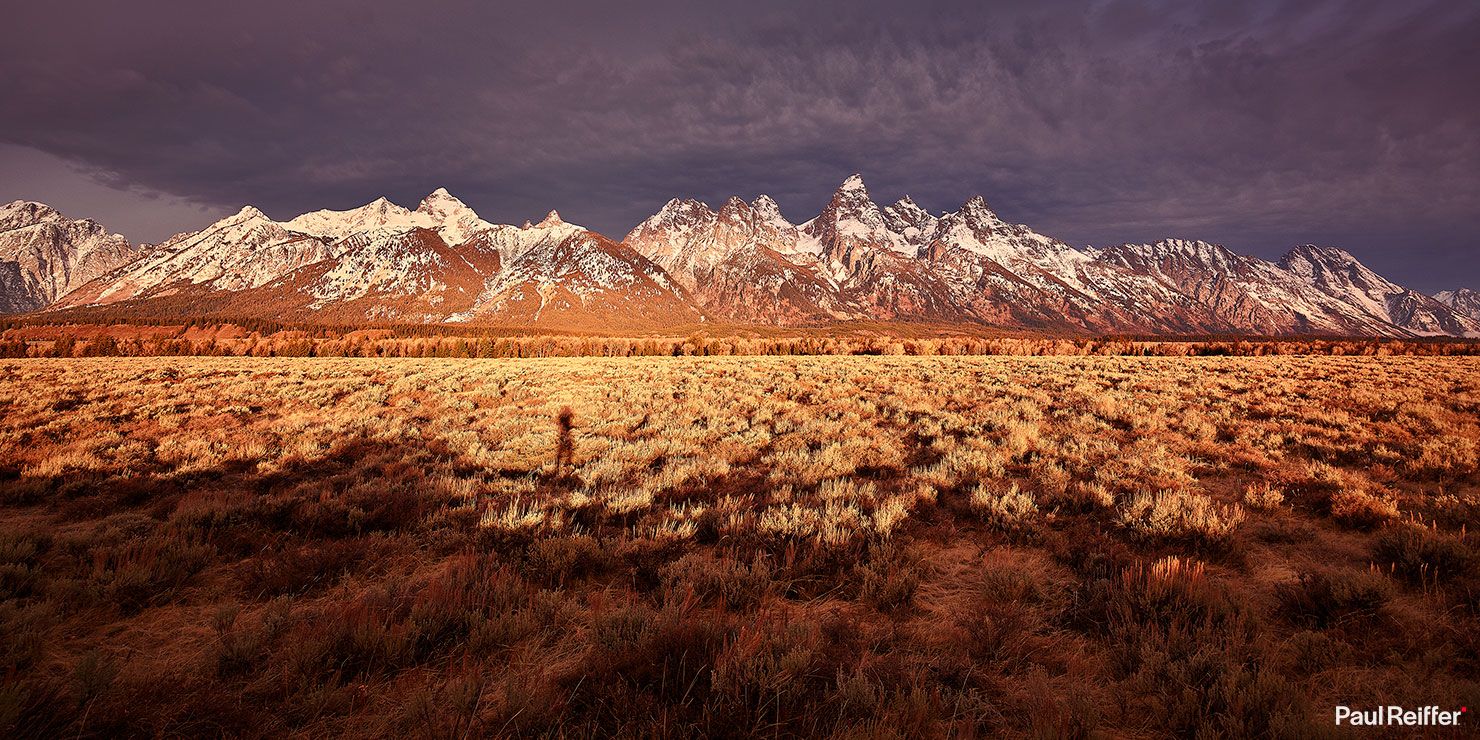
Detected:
[{"left": 1, "top": 0, "right": 1475, "bottom": 292}]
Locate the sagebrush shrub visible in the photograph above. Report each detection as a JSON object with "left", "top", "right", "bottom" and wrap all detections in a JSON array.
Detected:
[
  {"left": 1372, "top": 524, "right": 1474, "bottom": 584},
  {"left": 1275, "top": 569, "right": 1393, "bottom": 626},
  {"left": 1115, "top": 490, "right": 1244, "bottom": 550},
  {"left": 970, "top": 482, "right": 1038, "bottom": 531},
  {"left": 1241, "top": 481, "right": 1285, "bottom": 512},
  {"left": 1328, "top": 489, "right": 1399, "bottom": 529}
]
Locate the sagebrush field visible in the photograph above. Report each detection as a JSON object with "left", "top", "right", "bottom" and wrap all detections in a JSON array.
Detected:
[{"left": 1, "top": 355, "right": 1477, "bottom": 738}]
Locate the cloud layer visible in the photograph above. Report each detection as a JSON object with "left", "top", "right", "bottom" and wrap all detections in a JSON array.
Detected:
[{"left": 2, "top": 0, "right": 1476, "bottom": 291}]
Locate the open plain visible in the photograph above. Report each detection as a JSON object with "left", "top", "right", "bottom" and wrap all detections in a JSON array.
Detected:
[{"left": 1, "top": 354, "right": 1477, "bottom": 738}]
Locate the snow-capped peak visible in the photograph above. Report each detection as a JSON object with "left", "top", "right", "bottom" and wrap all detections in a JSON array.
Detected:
[
  {"left": 959, "top": 195, "right": 998, "bottom": 223},
  {"left": 417, "top": 187, "right": 467, "bottom": 215},
  {"left": 1, "top": 200, "right": 68, "bottom": 232},
  {"left": 415, "top": 188, "right": 495, "bottom": 246},
  {"left": 286, "top": 197, "right": 425, "bottom": 240},
  {"left": 1279, "top": 244, "right": 1400, "bottom": 292},
  {"left": 751, "top": 194, "right": 785, "bottom": 222},
  {"left": 804, "top": 174, "right": 911, "bottom": 255},
  {"left": 537, "top": 210, "right": 564, "bottom": 228},
  {"left": 881, "top": 196, "right": 938, "bottom": 253},
  {"left": 286, "top": 191, "right": 495, "bottom": 247},
  {"left": 884, "top": 195, "right": 933, "bottom": 226},
  {"left": 1435, "top": 288, "right": 1480, "bottom": 322},
  {"left": 718, "top": 196, "right": 753, "bottom": 221},
  {"left": 234, "top": 205, "right": 268, "bottom": 221},
  {"left": 891, "top": 194, "right": 924, "bottom": 213}
]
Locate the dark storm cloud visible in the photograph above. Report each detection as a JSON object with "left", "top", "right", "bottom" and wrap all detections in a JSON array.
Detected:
[{"left": 2, "top": 0, "right": 1476, "bottom": 291}]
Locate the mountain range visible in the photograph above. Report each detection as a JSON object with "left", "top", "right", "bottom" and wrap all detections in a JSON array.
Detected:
[{"left": 3, "top": 176, "right": 1476, "bottom": 336}]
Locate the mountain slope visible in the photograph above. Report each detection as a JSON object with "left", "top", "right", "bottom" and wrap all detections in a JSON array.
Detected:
[
  {"left": 1435, "top": 288, "right": 1480, "bottom": 323},
  {"left": 0, "top": 201, "right": 137, "bottom": 312},
  {"left": 1094, "top": 239, "right": 1400, "bottom": 335},
  {"left": 257, "top": 226, "right": 500, "bottom": 323},
  {"left": 623, "top": 196, "right": 852, "bottom": 322},
  {"left": 796, "top": 176, "right": 966, "bottom": 322},
  {"left": 474, "top": 214, "right": 702, "bottom": 329},
  {"left": 1279, "top": 245, "right": 1480, "bottom": 336},
  {"left": 54, "top": 206, "right": 336, "bottom": 309},
  {"left": 920, "top": 201, "right": 1225, "bottom": 333}
]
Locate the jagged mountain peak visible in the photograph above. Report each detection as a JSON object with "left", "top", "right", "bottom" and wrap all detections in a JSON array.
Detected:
[
  {"left": 1278, "top": 244, "right": 1394, "bottom": 288},
  {"left": 1098, "top": 238, "right": 1245, "bottom": 274},
  {"left": 1280, "top": 244, "right": 1367, "bottom": 274},
  {"left": 1, "top": 200, "right": 67, "bottom": 230},
  {"left": 749, "top": 195, "right": 795, "bottom": 231},
  {"left": 1435, "top": 288, "right": 1480, "bottom": 322},
  {"left": 1272, "top": 243, "right": 1475, "bottom": 335},
  {"left": 959, "top": 195, "right": 998, "bottom": 222},
  {"left": 821, "top": 175, "right": 879, "bottom": 213},
  {"left": 0, "top": 199, "right": 138, "bottom": 312},
  {"left": 888, "top": 195, "right": 925, "bottom": 213},
  {"left": 233, "top": 205, "right": 269, "bottom": 221},
  {"left": 414, "top": 188, "right": 495, "bottom": 246},
  {"left": 655, "top": 197, "right": 710, "bottom": 217},
  {"left": 417, "top": 187, "right": 469, "bottom": 213},
  {"left": 818, "top": 174, "right": 877, "bottom": 212},
  {"left": 1150, "top": 237, "right": 1233, "bottom": 255},
  {"left": 882, "top": 196, "right": 937, "bottom": 249},
  {"left": 537, "top": 210, "right": 564, "bottom": 228},
  {"left": 805, "top": 174, "right": 901, "bottom": 252},
  {"left": 1437, "top": 287, "right": 1478, "bottom": 303},
  {"left": 718, "top": 196, "right": 754, "bottom": 220},
  {"left": 285, "top": 197, "right": 422, "bottom": 240}
]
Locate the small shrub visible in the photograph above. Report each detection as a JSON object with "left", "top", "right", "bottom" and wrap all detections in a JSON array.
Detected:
[
  {"left": 1115, "top": 490, "right": 1244, "bottom": 550},
  {"left": 659, "top": 552, "right": 772, "bottom": 611},
  {"left": 1288, "top": 630, "right": 1346, "bottom": 674},
  {"left": 970, "top": 482, "right": 1038, "bottom": 531},
  {"left": 1251, "top": 518, "right": 1316, "bottom": 544},
  {"left": 0, "top": 532, "right": 44, "bottom": 566},
  {"left": 979, "top": 560, "right": 1043, "bottom": 603},
  {"left": 1329, "top": 489, "right": 1399, "bottom": 529},
  {"left": 0, "top": 602, "right": 51, "bottom": 671},
  {"left": 524, "top": 534, "right": 608, "bottom": 586},
  {"left": 1372, "top": 524, "right": 1474, "bottom": 584},
  {"left": 237, "top": 538, "right": 381, "bottom": 598},
  {"left": 1118, "top": 556, "right": 1233, "bottom": 627},
  {"left": 1275, "top": 569, "right": 1393, "bottom": 627},
  {"left": 855, "top": 547, "right": 920, "bottom": 612},
  {"left": 71, "top": 650, "right": 119, "bottom": 705},
  {"left": 957, "top": 600, "right": 1038, "bottom": 672},
  {"left": 1067, "top": 555, "right": 1241, "bottom": 637},
  {"left": 0, "top": 564, "right": 37, "bottom": 601},
  {"left": 92, "top": 536, "right": 215, "bottom": 613},
  {"left": 1241, "top": 481, "right": 1285, "bottom": 512}
]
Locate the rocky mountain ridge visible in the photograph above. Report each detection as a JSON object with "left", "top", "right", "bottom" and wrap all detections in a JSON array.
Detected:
[{"left": 6, "top": 178, "right": 1476, "bottom": 336}]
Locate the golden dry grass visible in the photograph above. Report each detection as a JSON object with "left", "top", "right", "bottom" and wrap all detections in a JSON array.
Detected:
[{"left": 0, "top": 354, "right": 1476, "bottom": 738}]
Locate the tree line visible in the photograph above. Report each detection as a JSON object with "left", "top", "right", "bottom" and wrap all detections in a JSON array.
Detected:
[{"left": 3, "top": 330, "right": 1478, "bottom": 359}]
